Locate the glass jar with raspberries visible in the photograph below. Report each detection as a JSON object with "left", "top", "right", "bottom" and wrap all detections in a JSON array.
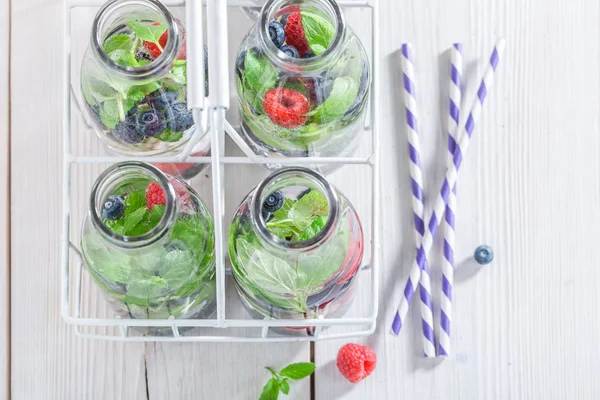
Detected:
[
  {"left": 235, "top": 0, "right": 370, "bottom": 159},
  {"left": 81, "top": 161, "right": 216, "bottom": 322},
  {"left": 228, "top": 167, "right": 364, "bottom": 334},
  {"left": 80, "top": 0, "right": 209, "bottom": 156}
]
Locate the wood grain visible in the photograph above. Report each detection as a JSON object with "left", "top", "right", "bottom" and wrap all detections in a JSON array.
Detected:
[
  {"left": 0, "top": 0, "right": 9, "bottom": 398},
  {"left": 314, "top": 0, "right": 600, "bottom": 399}
]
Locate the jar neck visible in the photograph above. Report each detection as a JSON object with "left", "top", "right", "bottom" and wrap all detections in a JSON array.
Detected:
[
  {"left": 90, "top": 161, "right": 176, "bottom": 248},
  {"left": 259, "top": 0, "right": 346, "bottom": 72},
  {"left": 91, "top": 0, "right": 180, "bottom": 81},
  {"left": 250, "top": 167, "right": 340, "bottom": 251}
]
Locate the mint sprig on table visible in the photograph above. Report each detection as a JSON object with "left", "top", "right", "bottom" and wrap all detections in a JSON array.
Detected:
[{"left": 259, "top": 362, "right": 316, "bottom": 400}]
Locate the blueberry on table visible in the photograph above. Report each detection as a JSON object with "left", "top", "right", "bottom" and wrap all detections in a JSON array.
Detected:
[
  {"left": 102, "top": 195, "right": 125, "bottom": 220},
  {"left": 136, "top": 110, "right": 166, "bottom": 137},
  {"left": 262, "top": 190, "right": 284, "bottom": 213},
  {"left": 268, "top": 20, "right": 286, "bottom": 48},
  {"left": 280, "top": 44, "right": 300, "bottom": 58},
  {"left": 474, "top": 245, "right": 494, "bottom": 265},
  {"left": 113, "top": 120, "right": 145, "bottom": 144},
  {"left": 167, "top": 102, "right": 194, "bottom": 132}
]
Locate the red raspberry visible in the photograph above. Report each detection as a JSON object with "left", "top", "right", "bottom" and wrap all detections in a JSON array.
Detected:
[
  {"left": 336, "top": 343, "right": 376, "bottom": 383},
  {"left": 263, "top": 88, "right": 310, "bottom": 128},
  {"left": 143, "top": 25, "right": 186, "bottom": 60},
  {"left": 285, "top": 12, "right": 311, "bottom": 57},
  {"left": 146, "top": 182, "right": 166, "bottom": 210}
]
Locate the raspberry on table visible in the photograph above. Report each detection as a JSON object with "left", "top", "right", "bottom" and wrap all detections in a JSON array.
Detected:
[
  {"left": 146, "top": 181, "right": 166, "bottom": 210},
  {"left": 285, "top": 12, "right": 311, "bottom": 57},
  {"left": 263, "top": 88, "right": 310, "bottom": 128},
  {"left": 336, "top": 343, "right": 376, "bottom": 383}
]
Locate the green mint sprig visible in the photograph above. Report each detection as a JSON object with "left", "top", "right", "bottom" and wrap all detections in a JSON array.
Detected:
[
  {"left": 301, "top": 10, "right": 335, "bottom": 55},
  {"left": 127, "top": 20, "right": 167, "bottom": 49},
  {"left": 266, "top": 190, "right": 328, "bottom": 241},
  {"left": 259, "top": 362, "right": 316, "bottom": 400}
]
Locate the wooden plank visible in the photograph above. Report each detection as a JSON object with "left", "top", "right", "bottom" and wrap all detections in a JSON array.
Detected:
[
  {"left": 315, "top": 0, "right": 600, "bottom": 399},
  {"left": 0, "top": 0, "right": 9, "bottom": 398},
  {"left": 10, "top": 1, "right": 147, "bottom": 398}
]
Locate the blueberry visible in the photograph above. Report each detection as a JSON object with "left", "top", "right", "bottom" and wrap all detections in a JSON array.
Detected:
[
  {"left": 268, "top": 20, "right": 286, "bottom": 48},
  {"left": 102, "top": 195, "right": 125, "bottom": 220},
  {"left": 136, "top": 110, "right": 166, "bottom": 137},
  {"left": 262, "top": 190, "right": 284, "bottom": 213},
  {"left": 262, "top": 209, "right": 272, "bottom": 222},
  {"left": 167, "top": 102, "right": 194, "bottom": 132},
  {"left": 135, "top": 50, "right": 153, "bottom": 63},
  {"left": 279, "top": 45, "right": 299, "bottom": 58},
  {"left": 113, "top": 119, "right": 145, "bottom": 144},
  {"left": 314, "top": 77, "right": 335, "bottom": 104},
  {"left": 474, "top": 245, "right": 494, "bottom": 265},
  {"left": 302, "top": 51, "right": 316, "bottom": 59},
  {"left": 235, "top": 50, "right": 247, "bottom": 80},
  {"left": 127, "top": 105, "right": 138, "bottom": 118},
  {"left": 146, "top": 90, "right": 178, "bottom": 111}
]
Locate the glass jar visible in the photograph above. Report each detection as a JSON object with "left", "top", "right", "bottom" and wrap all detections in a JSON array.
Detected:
[
  {"left": 81, "top": 161, "right": 216, "bottom": 320},
  {"left": 235, "top": 0, "right": 370, "bottom": 158},
  {"left": 228, "top": 167, "right": 364, "bottom": 332},
  {"left": 80, "top": 0, "right": 209, "bottom": 156}
]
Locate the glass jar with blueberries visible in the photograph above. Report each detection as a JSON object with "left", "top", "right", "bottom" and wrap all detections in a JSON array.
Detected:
[
  {"left": 81, "top": 161, "right": 216, "bottom": 321},
  {"left": 228, "top": 167, "right": 364, "bottom": 334},
  {"left": 235, "top": 0, "right": 370, "bottom": 159},
  {"left": 80, "top": 0, "right": 209, "bottom": 156}
]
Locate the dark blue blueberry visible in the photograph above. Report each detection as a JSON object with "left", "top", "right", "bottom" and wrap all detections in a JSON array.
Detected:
[
  {"left": 135, "top": 50, "right": 153, "bottom": 63},
  {"left": 127, "top": 105, "right": 138, "bottom": 118},
  {"left": 235, "top": 50, "right": 247, "bottom": 80},
  {"left": 167, "top": 102, "right": 194, "bottom": 132},
  {"left": 102, "top": 195, "right": 125, "bottom": 220},
  {"left": 302, "top": 51, "right": 316, "bottom": 59},
  {"left": 280, "top": 14, "right": 288, "bottom": 27},
  {"left": 136, "top": 110, "right": 166, "bottom": 137},
  {"left": 113, "top": 119, "right": 145, "bottom": 144},
  {"left": 262, "top": 209, "right": 272, "bottom": 222},
  {"left": 279, "top": 45, "right": 299, "bottom": 58},
  {"left": 474, "top": 245, "right": 494, "bottom": 265},
  {"left": 146, "top": 90, "right": 178, "bottom": 111},
  {"left": 268, "top": 20, "right": 286, "bottom": 48},
  {"left": 262, "top": 190, "right": 284, "bottom": 213},
  {"left": 297, "top": 188, "right": 312, "bottom": 200}
]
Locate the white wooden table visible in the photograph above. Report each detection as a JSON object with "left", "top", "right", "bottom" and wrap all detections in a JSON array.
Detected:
[{"left": 3, "top": 0, "right": 600, "bottom": 398}]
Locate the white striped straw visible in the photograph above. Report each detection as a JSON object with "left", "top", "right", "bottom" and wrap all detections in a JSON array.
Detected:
[
  {"left": 399, "top": 43, "right": 435, "bottom": 357},
  {"left": 392, "top": 39, "right": 506, "bottom": 339},
  {"left": 438, "top": 43, "right": 463, "bottom": 357}
]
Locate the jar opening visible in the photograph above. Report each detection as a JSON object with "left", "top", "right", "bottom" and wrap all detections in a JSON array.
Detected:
[
  {"left": 92, "top": 0, "right": 179, "bottom": 79},
  {"left": 251, "top": 167, "right": 340, "bottom": 250},
  {"left": 259, "top": 0, "right": 346, "bottom": 69},
  {"left": 90, "top": 161, "right": 176, "bottom": 248}
]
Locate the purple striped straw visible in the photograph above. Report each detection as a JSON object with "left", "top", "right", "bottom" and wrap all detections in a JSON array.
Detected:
[
  {"left": 392, "top": 39, "right": 506, "bottom": 338},
  {"left": 438, "top": 43, "right": 463, "bottom": 357},
  {"left": 398, "top": 43, "right": 435, "bottom": 357}
]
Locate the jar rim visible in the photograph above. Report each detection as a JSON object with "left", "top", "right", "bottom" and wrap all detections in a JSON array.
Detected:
[
  {"left": 258, "top": 0, "right": 346, "bottom": 70},
  {"left": 91, "top": 0, "right": 180, "bottom": 80},
  {"left": 89, "top": 161, "right": 177, "bottom": 248},
  {"left": 250, "top": 167, "right": 340, "bottom": 250}
]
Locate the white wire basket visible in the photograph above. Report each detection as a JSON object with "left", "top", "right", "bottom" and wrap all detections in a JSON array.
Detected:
[{"left": 61, "top": 0, "right": 381, "bottom": 342}]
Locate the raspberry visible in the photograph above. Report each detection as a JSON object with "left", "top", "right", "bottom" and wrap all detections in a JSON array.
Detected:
[
  {"left": 284, "top": 12, "right": 311, "bottom": 57},
  {"left": 263, "top": 88, "right": 310, "bottom": 128},
  {"left": 146, "top": 181, "right": 166, "bottom": 210},
  {"left": 143, "top": 25, "right": 186, "bottom": 60},
  {"left": 336, "top": 343, "right": 376, "bottom": 383}
]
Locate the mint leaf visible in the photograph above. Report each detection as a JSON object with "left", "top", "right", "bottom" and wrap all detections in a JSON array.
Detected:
[
  {"left": 128, "top": 86, "right": 145, "bottom": 103},
  {"left": 82, "top": 77, "right": 116, "bottom": 106},
  {"left": 124, "top": 207, "right": 148, "bottom": 234},
  {"left": 279, "top": 362, "right": 316, "bottom": 380},
  {"left": 103, "top": 34, "right": 134, "bottom": 54},
  {"left": 272, "top": 198, "right": 295, "bottom": 220},
  {"left": 280, "top": 379, "right": 290, "bottom": 395},
  {"left": 125, "top": 276, "right": 168, "bottom": 306},
  {"left": 125, "top": 190, "right": 146, "bottom": 212},
  {"left": 244, "top": 50, "right": 278, "bottom": 99},
  {"left": 301, "top": 11, "right": 335, "bottom": 53},
  {"left": 166, "top": 64, "right": 187, "bottom": 85},
  {"left": 314, "top": 77, "right": 358, "bottom": 121},
  {"left": 159, "top": 249, "right": 196, "bottom": 289},
  {"left": 127, "top": 20, "right": 166, "bottom": 45},
  {"left": 97, "top": 260, "right": 131, "bottom": 284},
  {"left": 299, "top": 215, "right": 328, "bottom": 241},
  {"left": 297, "top": 227, "right": 350, "bottom": 288},
  {"left": 108, "top": 49, "right": 140, "bottom": 68},
  {"left": 155, "top": 129, "right": 183, "bottom": 142},
  {"left": 99, "top": 100, "right": 121, "bottom": 129},
  {"left": 289, "top": 190, "right": 328, "bottom": 220},
  {"left": 258, "top": 378, "right": 280, "bottom": 400},
  {"left": 148, "top": 204, "right": 165, "bottom": 226}
]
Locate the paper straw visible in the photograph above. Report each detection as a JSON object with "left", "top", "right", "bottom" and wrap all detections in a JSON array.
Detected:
[
  {"left": 400, "top": 43, "right": 435, "bottom": 357},
  {"left": 392, "top": 39, "right": 506, "bottom": 337},
  {"left": 438, "top": 43, "right": 463, "bottom": 357}
]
